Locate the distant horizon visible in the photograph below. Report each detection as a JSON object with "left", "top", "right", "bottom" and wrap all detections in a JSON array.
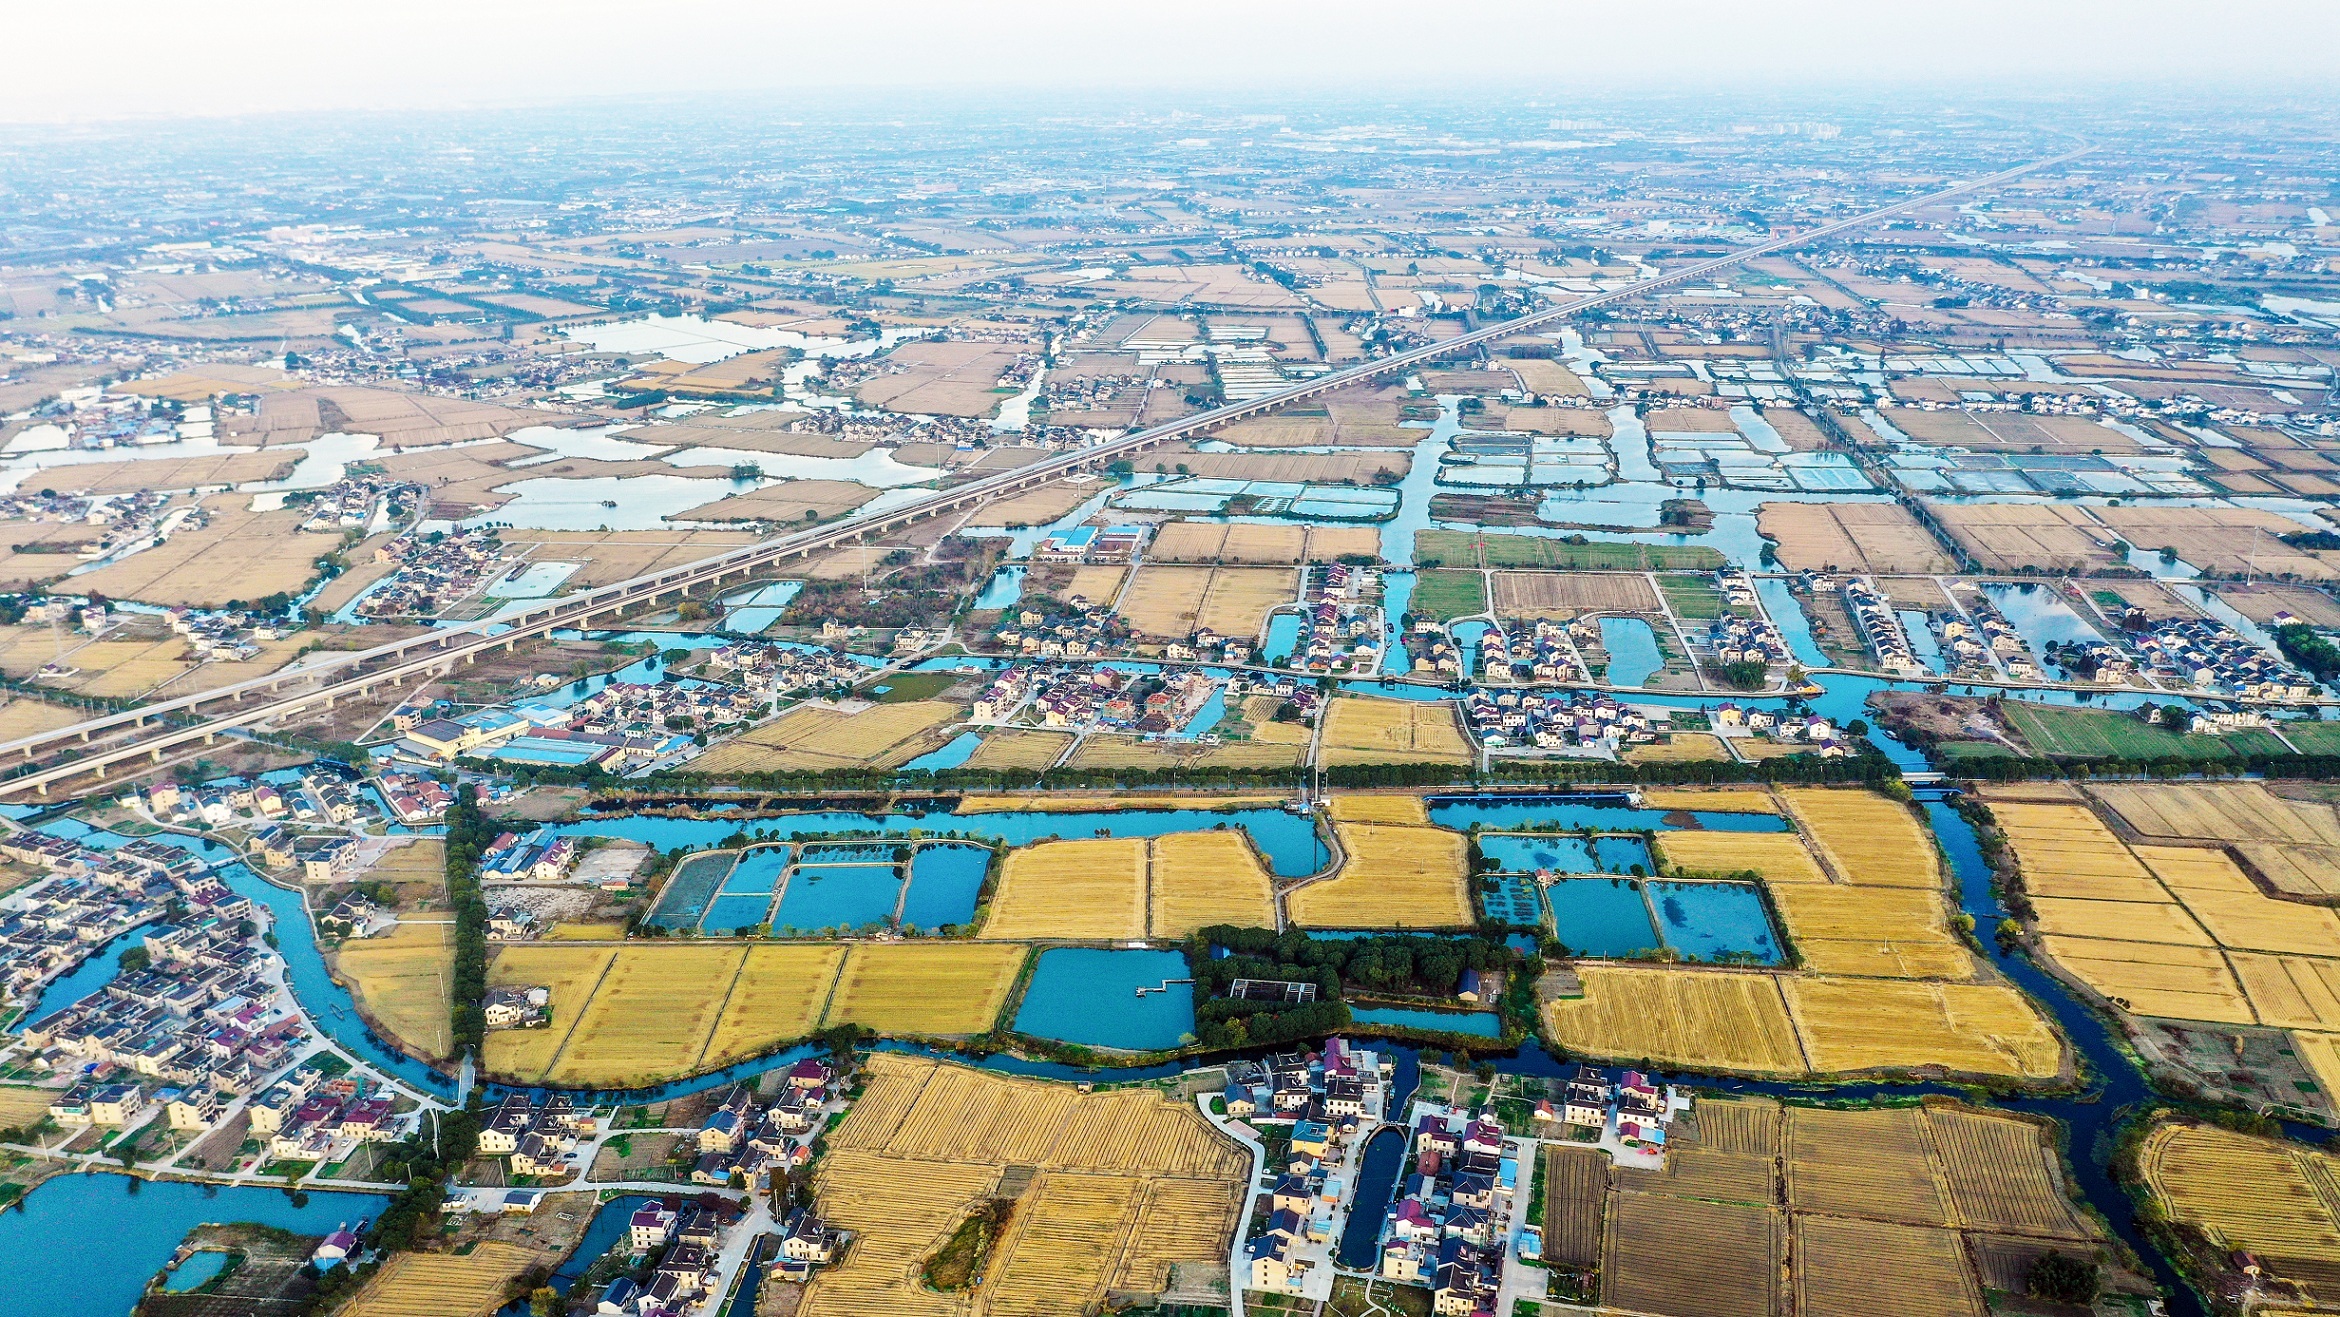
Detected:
[{"left": 6, "top": 0, "right": 2337, "bottom": 126}]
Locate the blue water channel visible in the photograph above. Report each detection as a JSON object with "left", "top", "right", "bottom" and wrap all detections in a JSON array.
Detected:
[
  {"left": 1349, "top": 1006, "right": 1503, "bottom": 1038},
  {"left": 0, "top": 1175, "right": 387, "bottom": 1317},
  {"left": 1012, "top": 948, "right": 1194, "bottom": 1050},
  {"left": 1334, "top": 1127, "right": 1407, "bottom": 1269},
  {"left": 1427, "top": 795, "right": 1788, "bottom": 834}
]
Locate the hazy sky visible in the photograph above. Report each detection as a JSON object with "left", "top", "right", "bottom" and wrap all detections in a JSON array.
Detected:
[{"left": 7, "top": 0, "right": 2335, "bottom": 123}]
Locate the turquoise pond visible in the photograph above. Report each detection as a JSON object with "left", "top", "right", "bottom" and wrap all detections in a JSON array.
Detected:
[
  {"left": 1349, "top": 1006, "right": 1502, "bottom": 1038},
  {"left": 646, "top": 850, "right": 735, "bottom": 928},
  {"left": 1478, "top": 833, "right": 1653, "bottom": 874},
  {"left": 900, "top": 844, "right": 988, "bottom": 930},
  {"left": 1649, "top": 880, "right": 1779, "bottom": 963},
  {"left": 1598, "top": 616, "right": 1664, "bottom": 686},
  {"left": 1013, "top": 948, "right": 1194, "bottom": 1050},
  {"left": 901, "top": 731, "right": 984, "bottom": 772},
  {"left": 774, "top": 863, "right": 902, "bottom": 932},
  {"left": 1548, "top": 878, "right": 1664, "bottom": 957},
  {"left": 161, "top": 1250, "right": 231, "bottom": 1293},
  {"left": 1263, "top": 613, "right": 1304, "bottom": 663},
  {"left": 699, "top": 892, "right": 772, "bottom": 933},
  {"left": 0, "top": 1175, "right": 386, "bottom": 1317},
  {"left": 719, "top": 847, "right": 790, "bottom": 894}
]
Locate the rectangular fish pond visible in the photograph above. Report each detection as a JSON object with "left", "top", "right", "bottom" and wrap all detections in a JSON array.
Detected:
[
  {"left": 1477, "top": 832, "right": 1653, "bottom": 874},
  {"left": 1429, "top": 794, "right": 1787, "bottom": 834},
  {"left": 645, "top": 849, "right": 735, "bottom": 929},
  {"left": 899, "top": 843, "right": 989, "bottom": 931},
  {"left": 1546, "top": 876, "right": 1780, "bottom": 963},
  {"left": 1012, "top": 948, "right": 1194, "bottom": 1051},
  {"left": 773, "top": 862, "right": 903, "bottom": 933},
  {"left": 1349, "top": 1006, "right": 1503, "bottom": 1038}
]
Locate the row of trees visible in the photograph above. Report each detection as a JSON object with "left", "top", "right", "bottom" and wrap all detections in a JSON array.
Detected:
[{"left": 441, "top": 785, "right": 495, "bottom": 1059}]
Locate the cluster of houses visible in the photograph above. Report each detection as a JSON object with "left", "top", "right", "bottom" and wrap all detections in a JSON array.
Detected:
[
  {"left": 1464, "top": 689, "right": 1659, "bottom": 752},
  {"left": 163, "top": 601, "right": 301, "bottom": 663},
  {"left": 1468, "top": 619, "right": 1590, "bottom": 685},
  {"left": 24, "top": 910, "right": 311, "bottom": 1138},
  {"left": 395, "top": 699, "right": 693, "bottom": 773},
  {"left": 482, "top": 828, "right": 579, "bottom": 883},
  {"left": 1530, "top": 1065, "right": 1687, "bottom": 1163},
  {"left": 1272, "top": 564, "right": 1386, "bottom": 675},
  {"left": 1166, "top": 626, "right": 1255, "bottom": 666},
  {"left": 249, "top": 1067, "right": 404, "bottom": 1165},
  {"left": 0, "top": 830, "right": 224, "bottom": 1000},
  {"left": 1946, "top": 595, "right": 2042, "bottom": 681},
  {"left": 1373, "top": 1108, "right": 1521, "bottom": 1311},
  {"left": 297, "top": 475, "right": 418, "bottom": 533},
  {"left": 973, "top": 662, "right": 1220, "bottom": 736},
  {"left": 2133, "top": 617, "right": 2319, "bottom": 701},
  {"left": 0, "top": 489, "right": 178, "bottom": 560},
  {"left": 478, "top": 1091, "right": 596, "bottom": 1178},
  {"left": 1842, "top": 577, "right": 1929, "bottom": 677},
  {"left": 559, "top": 679, "right": 763, "bottom": 737},
  {"left": 1233, "top": 1040, "right": 1386, "bottom": 1298},
  {"left": 1705, "top": 608, "right": 1791, "bottom": 673},
  {"left": 359, "top": 525, "right": 509, "bottom": 620},
  {"left": 675, "top": 1063, "right": 838, "bottom": 1189},
  {"left": 992, "top": 598, "right": 1130, "bottom": 661},
  {"left": 148, "top": 771, "right": 365, "bottom": 833},
  {"left": 1709, "top": 704, "right": 1856, "bottom": 756},
  {"left": 597, "top": 1193, "right": 840, "bottom": 1316},
  {"left": 378, "top": 773, "right": 454, "bottom": 823},
  {"left": 700, "top": 642, "right": 871, "bottom": 697}
]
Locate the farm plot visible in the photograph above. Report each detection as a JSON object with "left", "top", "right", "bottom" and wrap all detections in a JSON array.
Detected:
[
  {"left": 69, "top": 496, "right": 328, "bottom": 607},
  {"left": 2096, "top": 505, "right": 2336, "bottom": 578},
  {"left": 1490, "top": 570, "right": 1661, "bottom": 616},
  {"left": 545, "top": 944, "right": 747, "bottom": 1087},
  {"left": 1780, "top": 787, "right": 1942, "bottom": 887},
  {"left": 2005, "top": 703, "right": 2242, "bottom": 761},
  {"left": 1756, "top": 501, "right": 1954, "bottom": 574},
  {"left": 1145, "top": 520, "right": 1379, "bottom": 564},
  {"left": 963, "top": 729, "right": 1073, "bottom": 772},
  {"left": 1541, "top": 1146, "right": 1612, "bottom": 1267},
  {"left": 334, "top": 922, "right": 455, "bottom": 1059},
  {"left": 1148, "top": 832, "right": 1276, "bottom": 936},
  {"left": 854, "top": 340, "right": 1029, "bottom": 417},
  {"left": 1655, "top": 830, "right": 1827, "bottom": 884},
  {"left": 1065, "top": 737, "right": 1303, "bottom": 772},
  {"left": 1604, "top": 1190, "right": 1782, "bottom": 1317},
  {"left": 822, "top": 943, "right": 1024, "bottom": 1036},
  {"left": 1787, "top": 1104, "right": 1949, "bottom": 1223},
  {"left": 1542, "top": 967, "right": 1808, "bottom": 1075},
  {"left": 480, "top": 945, "right": 615, "bottom": 1081},
  {"left": 1920, "top": 501, "right": 2123, "bottom": 574},
  {"left": 343, "top": 1242, "right": 539, "bottom": 1317},
  {"left": 690, "top": 699, "right": 961, "bottom": 774},
  {"left": 1767, "top": 885, "right": 1970, "bottom": 980},
  {"left": 799, "top": 1150, "right": 1000, "bottom": 1317},
  {"left": 1195, "top": 567, "right": 1300, "bottom": 638},
  {"left": 1637, "top": 787, "right": 1780, "bottom": 814},
  {"left": 982, "top": 837, "right": 1146, "bottom": 940},
  {"left": 2094, "top": 782, "right": 2340, "bottom": 847},
  {"left": 1784, "top": 978, "right": 2065, "bottom": 1079},
  {"left": 2038, "top": 937, "right": 2256, "bottom": 1023},
  {"left": 701, "top": 943, "right": 849, "bottom": 1066},
  {"left": 1318, "top": 695, "right": 1472, "bottom": 767},
  {"left": 981, "top": 1174, "right": 1141, "bottom": 1317},
  {"left": 1114, "top": 565, "right": 1214, "bottom": 637},
  {"left": 2140, "top": 1119, "right": 2340, "bottom": 1267},
  {"left": 1289, "top": 818, "right": 1470, "bottom": 929},
  {"left": 1327, "top": 793, "right": 1430, "bottom": 825},
  {"left": 1793, "top": 1217, "right": 1979, "bottom": 1317},
  {"left": 1416, "top": 529, "right": 1723, "bottom": 572}
]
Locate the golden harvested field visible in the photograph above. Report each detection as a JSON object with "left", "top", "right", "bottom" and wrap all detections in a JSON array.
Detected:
[
  {"left": 2094, "top": 781, "right": 2340, "bottom": 846},
  {"left": 2140, "top": 1120, "right": 2340, "bottom": 1264},
  {"left": 1062, "top": 736, "right": 1302, "bottom": 772},
  {"left": 1920, "top": 501, "right": 2124, "bottom": 574},
  {"left": 480, "top": 944, "right": 615, "bottom": 1081},
  {"left": 982, "top": 837, "right": 1146, "bottom": 939},
  {"left": 0, "top": 1084, "right": 54, "bottom": 1127},
  {"left": 1769, "top": 885, "right": 1969, "bottom": 980},
  {"left": 2038, "top": 936, "right": 2255, "bottom": 1023},
  {"left": 691, "top": 699, "right": 960, "bottom": 773},
  {"left": 1656, "top": 830, "right": 1828, "bottom": 884},
  {"left": 70, "top": 496, "right": 328, "bottom": 606},
  {"left": 1625, "top": 732, "right": 1731, "bottom": 764},
  {"left": 0, "top": 697, "right": 83, "bottom": 741},
  {"left": 1327, "top": 793, "right": 1429, "bottom": 824},
  {"left": 1639, "top": 787, "right": 1780, "bottom": 814},
  {"left": 805, "top": 1055, "right": 1244, "bottom": 1317},
  {"left": 1289, "top": 819, "right": 1470, "bottom": 929},
  {"left": 701, "top": 943, "right": 849, "bottom": 1066},
  {"left": 1113, "top": 565, "right": 1214, "bottom": 637},
  {"left": 1061, "top": 565, "right": 1127, "bottom": 604},
  {"left": 2238, "top": 843, "right": 2340, "bottom": 901},
  {"left": 2231, "top": 954, "right": 2340, "bottom": 1030},
  {"left": 1990, "top": 801, "right": 2167, "bottom": 902},
  {"left": 1787, "top": 1105, "right": 1949, "bottom": 1222},
  {"left": 1781, "top": 787, "right": 1941, "bottom": 887},
  {"left": 1927, "top": 1105, "right": 2092, "bottom": 1236},
  {"left": 2176, "top": 887, "right": 2340, "bottom": 955},
  {"left": 2097, "top": 505, "right": 2337, "bottom": 579},
  {"left": 1148, "top": 832, "right": 1276, "bottom": 935},
  {"left": 1544, "top": 968, "right": 1808, "bottom": 1075},
  {"left": 1793, "top": 1217, "right": 1979, "bottom": 1317},
  {"left": 822, "top": 943, "right": 1024, "bottom": 1036},
  {"left": 962, "top": 729, "right": 1073, "bottom": 771},
  {"left": 2030, "top": 896, "right": 2212, "bottom": 945},
  {"left": 335, "top": 922, "right": 455, "bottom": 1059},
  {"left": 1193, "top": 567, "right": 1299, "bottom": 637},
  {"left": 1489, "top": 571, "right": 1661, "bottom": 615},
  {"left": 343, "top": 1242, "right": 538, "bottom": 1317},
  {"left": 1756, "top": 501, "right": 1955, "bottom": 574},
  {"left": 2296, "top": 1034, "right": 2340, "bottom": 1105},
  {"left": 546, "top": 944, "right": 746, "bottom": 1086},
  {"left": 1605, "top": 1190, "right": 1782, "bottom": 1317},
  {"left": 1784, "top": 979, "right": 2064, "bottom": 1079},
  {"left": 1318, "top": 695, "right": 1472, "bottom": 766},
  {"left": 2135, "top": 845, "right": 2260, "bottom": 894}
]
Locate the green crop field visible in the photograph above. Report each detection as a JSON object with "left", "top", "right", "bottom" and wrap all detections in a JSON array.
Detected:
[
  {"left": 2002, "top": 702, "right": 2244, "bottom": 761},
  {"left": 2276, "top": 721, "right": 2340, "bottom": 755},
  {"left": 868, "top": 672, "right": 958, "bottom": 703},
  {"left": 1415, "top": 530, "right": 1722, "bottom": 572},
  {"left": 1407, "top": 569, "right": 1487, "bottom": 623},
  {"left": 1658, "top": 575, "right": 1724, "bottom": 620}
]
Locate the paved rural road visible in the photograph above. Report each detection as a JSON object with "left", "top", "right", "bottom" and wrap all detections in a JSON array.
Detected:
[{"left": 0, "top": 144, "right": 2093, "bottom": 798}]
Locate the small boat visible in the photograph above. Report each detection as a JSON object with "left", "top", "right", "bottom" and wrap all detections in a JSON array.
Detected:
[{"left": 601, "top": 500, "right": 619, "bottom": 508}]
